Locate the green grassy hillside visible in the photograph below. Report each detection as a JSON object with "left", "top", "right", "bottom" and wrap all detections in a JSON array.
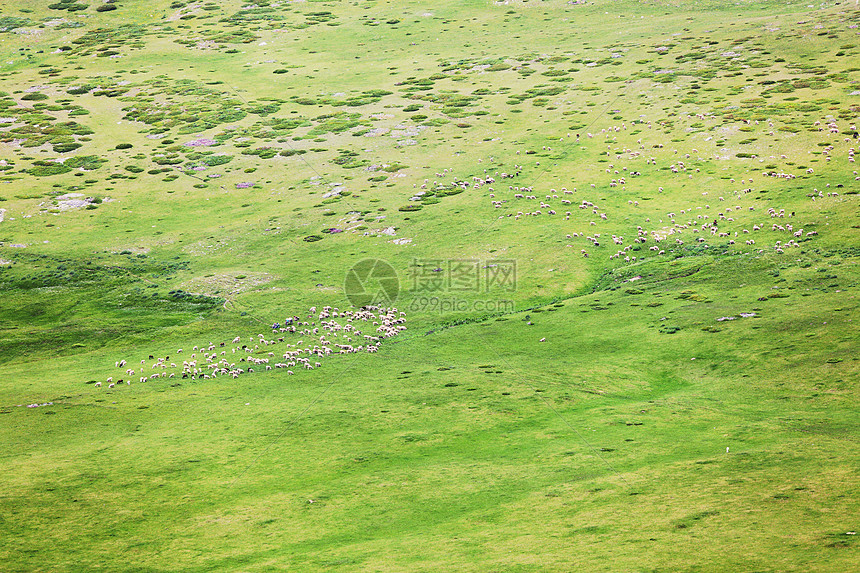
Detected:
[{"left": 0, "top": 0, "right": 857, "bottom": 570}]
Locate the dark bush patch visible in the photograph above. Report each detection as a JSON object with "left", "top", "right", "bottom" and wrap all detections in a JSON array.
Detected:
[{"left": 53, "top": 143, "right": 82, "bottom": 153}]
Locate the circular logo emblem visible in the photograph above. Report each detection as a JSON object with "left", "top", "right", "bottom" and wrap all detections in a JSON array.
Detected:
[{"left": 344, "top": 259, "right": 399, "bottom": 307}]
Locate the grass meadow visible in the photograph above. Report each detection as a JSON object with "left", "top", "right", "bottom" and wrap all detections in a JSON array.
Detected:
[{"left": 0, "top": 0, "right": 857, "bottom": 570}]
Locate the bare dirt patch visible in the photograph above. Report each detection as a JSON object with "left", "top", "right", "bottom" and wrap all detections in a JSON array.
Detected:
[{"left": 179, "top": 272, "right": 275, "bottom": 297}]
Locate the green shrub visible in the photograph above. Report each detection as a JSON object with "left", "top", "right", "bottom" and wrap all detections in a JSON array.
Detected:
[{"left": 53, "top": 143, "right": 82, "bottom": 153}]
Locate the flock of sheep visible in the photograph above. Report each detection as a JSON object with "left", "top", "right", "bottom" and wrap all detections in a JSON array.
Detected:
[
  {"left": 421, "top": 115, "right": 856, "bottom": 261},
  {"left": 98, "top": 305, "right": 406, "bottom": 389},
  {"left": 93, "top": 113, "right": 854, "bottom": 392}
]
